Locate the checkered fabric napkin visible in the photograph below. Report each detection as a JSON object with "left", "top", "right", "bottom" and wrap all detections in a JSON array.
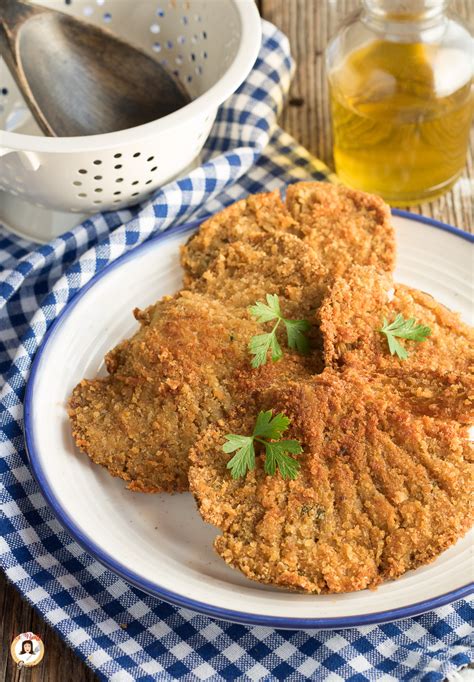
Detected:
[{"left": 1, "top": 20, "right": 472, "bottom": 682}]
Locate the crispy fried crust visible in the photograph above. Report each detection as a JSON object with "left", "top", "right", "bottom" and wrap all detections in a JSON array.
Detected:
[
  {"left": 189, "top": 232, "right": 329, "bottom": 369},
  {"left": 189, "top": 368, "right": 473, "bottom": 593},
  {"left": 180, "top": 190, "right": 297, "bottom": 283},
  {"left": 68, "top": 292, "right": 320, "bottom": 493},
  {"left": 190, "top": 231, "right": 328, "bottom": 315},
  {"left": 319, "top": 265, "right": 474, "bottom": 375},
  {"left": 285, "top": 182, "right": 395, "bottom": 278},
  {"left": 181, "top": 182, "right": 395, "bottom": 282}
]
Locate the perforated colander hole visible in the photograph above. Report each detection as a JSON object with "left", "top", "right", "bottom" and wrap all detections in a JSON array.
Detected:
[
  {"left": 160, "top": 58, "right": 168, "bottom": 67},
  {"left": 133, "top": 152, "right": 141, "bottom": 158},
  {"left": 150, "top": 166, "right": 158, "bottom": 172},
  {"left": 153, "top": 42, "right": 162, "bottom": 52},
  {"left": 177, "top": 35, "right": 185, "bottom": 45},
  {"left": 113, "top": 191, "right": 121, "bottom": 195},
  {"left": 78, "top": 193, "right": 87, "bottom": 197},
  {"left": 182, "top": 16, "right": 188, "bottom": 25},
  {"left": 150, "top": 23, "right": 160, "bottom": 34},
  {"left": 131, "top": 192, "right": 140, "bottom": 197},
  {"left": 73, "top": 181, "right": 82, "bottom": 186},
  {"left": 94, "top": 175, "right": 102, "bottom": 180},
  {"left": 113, "top": 199, "right": 121, "bottom": 203},
  {"left": 83, "top": 6, "right": 93, "bottom": 17},
  {"left": 93, "top": 200, "right": 102, "bottom": 204},
  {"left": 1, "top": 88, "right": 8, "bottom": 95},
  {"left": 116, "top": 178, "right": 124, "bottom": 183},
  {"left": 195, "top": 65, "right": 202, "bottom": 75},
  {"left": 202, "top": 51, "right": 208, "bottom": 59},
  {"left": 145, "top": 180, "right": 153, "bottom": 184},
  {"left": 187, "top": 75, "right": 192, "bottom": 83},
  {"left": 176, "top": 55, "right": 183, "bottom": 65},
  {"left": 78, "top": 169, "right": 87, "bottom": 174},
  {"left": 103, "top": 12, "right": 112, "bottom": 22},
  {"left": 113, "top": 153, "right": 122, "bottom": 158},
  {"left": 195, "top": 14, "right": 202, "bottom": 22},
  {"left": 156, "top": 8, "right": 165, "bottom": 17},
  {"left": 114, "top": 164, "right": 122, "bottom": 169},
  {"left": 93, "top": 159, "right": 102, "bottom": 165},
  {"left": 191, "top": 53, "right": 196, "bottom": 62},
  {"left": 96, "top": 0, "right": 105, "bottom": 5},
  {"left": 166, "top": 40, "right": 173, "bottom": 50},
  {"left": 202, "top": 31, "right": 207, "bottom": 39},
  {"left": 191, "top": 35, "right": 198, "bottom": 44},
  {"left": 147, "top": 156, "right": 154, "bottom": 162},
  {"left": 94, "top": 188, "right": 103, "bottom": 193},
  {"left": 132, "top": 181, "right": 139, "bottom": 185}
]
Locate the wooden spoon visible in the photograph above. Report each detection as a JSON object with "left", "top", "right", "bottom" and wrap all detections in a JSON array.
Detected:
[{"left": 0, "top": 0, "right": 191, "bottom": 136}]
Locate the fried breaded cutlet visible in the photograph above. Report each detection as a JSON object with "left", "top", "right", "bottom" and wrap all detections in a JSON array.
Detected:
[
  {"left": 285, "top": 182, "right": 395, "bottom": 278},
  {"left": 180, "top": 190, "right": 297, "bottom": 283},
  {"left": 181, "top": 182, "right": 395, "bottom": 283},
  {"left": 189, "top": 368, "right": 473, "bottom": 594},
  {"left": 319, "top": 265, "right": 474, "bottom": 374},
  {"left": 69, "top": 290, "right": 322, "bottom": 493},
  {"left": 189, "top": 231, "right": 328, "bottom": 364}
]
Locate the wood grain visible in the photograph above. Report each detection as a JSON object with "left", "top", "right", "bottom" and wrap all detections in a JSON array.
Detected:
[{"left": 1, "top": 2, "right": 472, "bottom": 681}]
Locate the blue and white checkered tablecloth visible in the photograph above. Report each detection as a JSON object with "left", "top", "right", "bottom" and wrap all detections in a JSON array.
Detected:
[{"left": 0, "top": 20, "right": 472, "bottom": 682}]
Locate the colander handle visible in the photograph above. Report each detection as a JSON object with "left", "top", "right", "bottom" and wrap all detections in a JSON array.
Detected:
[{"left": 0, "top": 147, "right": 41, "bottom": 171}]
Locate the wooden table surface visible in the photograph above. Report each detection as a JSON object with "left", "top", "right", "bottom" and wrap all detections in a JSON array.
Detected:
[{"left": 1, "top": 2, "right": 472, "bottom": 681}]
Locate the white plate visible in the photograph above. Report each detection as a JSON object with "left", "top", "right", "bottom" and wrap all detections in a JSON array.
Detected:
[{"left": 25, "top": 211, "right": 474, "bottom": 628}]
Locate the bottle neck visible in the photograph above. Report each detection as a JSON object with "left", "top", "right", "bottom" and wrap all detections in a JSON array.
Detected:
[{"left": 361, "top": 0, "right": 449, "bottom": 35}]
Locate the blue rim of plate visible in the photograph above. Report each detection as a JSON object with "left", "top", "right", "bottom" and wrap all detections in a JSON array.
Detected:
[{"left": 24, "top": 209, "right": 474, "bottom": 629}]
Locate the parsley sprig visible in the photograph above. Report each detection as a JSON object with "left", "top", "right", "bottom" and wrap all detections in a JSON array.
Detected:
[
  {"left": 379, "top": 314, "right": 431, "bottom": 360},
  {"left": 223, "top": 410, "right": 302, "bottom": 480},
  {"left": 248, "top": 294, "right": 311, "bottom": 368}
]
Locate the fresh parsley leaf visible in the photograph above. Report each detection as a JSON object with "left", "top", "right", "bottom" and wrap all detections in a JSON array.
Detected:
[
  {"left": 248, "top": 294, "right": 311, "bottom": 367},
  {"left": 379, "top": 314, "right": 431, "bottom": 360},
  {"left": 224, "top": 435, "right": 255, "bottom": 479},
  {"left": 222, "top": 434, "right": 253, "bottom": 453},
  {"left": 263, "top": 440, "right": 302, "bottom": 479},
  {"left": 248, "top": 332, "right": 283, "bottom": 368},
  {"left": 284, "top": 318, "right": 311, "bottom": 355},
  {"left": 248, "top": 293, "right": 281, "bottom": 323},
  {"left": 253, "top": 410, "right": 290, "bottom": 440},
  {"left": 223, "top": 410, "right": 302, "bottom": 480}
]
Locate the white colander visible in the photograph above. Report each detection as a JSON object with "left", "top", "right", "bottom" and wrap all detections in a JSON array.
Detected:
[{"left": 0, "top": 0, "right": 261, "bottom": 240}]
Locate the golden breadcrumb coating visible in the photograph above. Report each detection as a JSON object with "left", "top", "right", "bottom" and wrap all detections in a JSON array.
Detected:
[
  {"left": 190, "top": 231, "right": 328, "bottom": 314},
  {"left": 319, "top": 265, "right": 474, "bottom": 375},
  {"left": 181, "top": 182, "right": 395, "bottom": 282},
  {"left": 189, "top": 231, "right": 329, "bottom": 369},
  {"left": 68, "top": 292, "right": 319, "bottom": 493},
  {"left": 189, "top": 368, "right": 473, "bottom": 594},
  {"left": 180, "top": 190, "right": 296, "bottom": 283},
  {"left": 285, "top": 182, "right": 395, "bottom": 278}
]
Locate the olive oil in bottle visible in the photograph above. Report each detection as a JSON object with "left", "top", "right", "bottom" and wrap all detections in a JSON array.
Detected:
[{"left": 326, "top": 1, "right": 473, "bottom": 205}]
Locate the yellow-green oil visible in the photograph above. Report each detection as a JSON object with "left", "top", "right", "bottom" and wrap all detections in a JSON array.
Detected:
[{"left": 329, "top": 40, "right": 473, "bottom": 205}]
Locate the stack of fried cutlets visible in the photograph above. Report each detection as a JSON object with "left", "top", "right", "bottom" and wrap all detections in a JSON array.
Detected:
[{"left": 69, "top": 182, "right": 473, "bottom": 593}]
